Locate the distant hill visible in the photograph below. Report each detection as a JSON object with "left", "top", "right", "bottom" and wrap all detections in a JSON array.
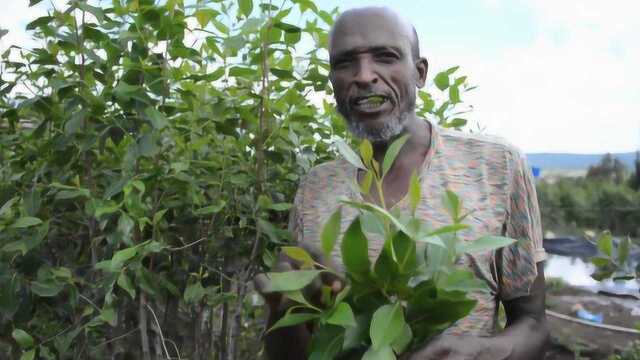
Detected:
[{"left": 526, "top": 152, "right": 637, "bottom": 171}]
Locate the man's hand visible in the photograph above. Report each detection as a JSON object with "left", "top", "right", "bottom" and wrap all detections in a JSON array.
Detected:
[
  {"left": 254, "top": 243, "right": 343, "bottom": 313},
  {"left": 253, "top": 243, "right": 343, "bottom": 360},
  {"left": 403, "top": 335, "right": 511, "bottom": 360}
]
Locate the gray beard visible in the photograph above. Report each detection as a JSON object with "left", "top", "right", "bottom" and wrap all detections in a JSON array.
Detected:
[
  {"left": 339, "top": 101, "right": 415, "bottom": 143},
  {"left": 346, "top": 113, "right": 407, "bottom": 143}
]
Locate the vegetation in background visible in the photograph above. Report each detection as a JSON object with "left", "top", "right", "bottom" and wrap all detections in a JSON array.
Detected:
[
  {"left": 0, "top": 0, "right": 474, "bottom": 359},
  {"left": 536, "top": 153, "right": 640, "bottom": 239}
]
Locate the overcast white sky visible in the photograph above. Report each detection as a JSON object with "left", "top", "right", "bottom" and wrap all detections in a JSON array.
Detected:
[{"left": 2, "top": 0, "right": 639, "bottom": 154}]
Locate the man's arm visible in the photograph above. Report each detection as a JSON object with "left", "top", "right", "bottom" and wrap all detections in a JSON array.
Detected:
[
  {"left": 494, "top": 261, "right": 549, "bottom": 359},
  {"left": 407, "top": 262, "right": 548, "bottom": 360},
  {"left": 263, "top": 306, "right": 311, "bottom": 360}
]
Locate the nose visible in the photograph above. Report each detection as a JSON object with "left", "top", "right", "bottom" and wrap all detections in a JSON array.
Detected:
[{"left": 353, "top": 58, "right": 378, "bottom": 86}]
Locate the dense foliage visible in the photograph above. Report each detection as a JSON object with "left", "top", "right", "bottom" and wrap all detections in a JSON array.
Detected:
[
  {"left": 0, "top": 0, "right": 474, "bottom": 359},
  {"left": 537, "top": 154, "right": 640, "bottom": 238}
]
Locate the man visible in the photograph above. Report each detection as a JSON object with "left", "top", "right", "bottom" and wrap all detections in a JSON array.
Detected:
[{"left": 259, "top": 7, "right": 549, "bottom": 359}]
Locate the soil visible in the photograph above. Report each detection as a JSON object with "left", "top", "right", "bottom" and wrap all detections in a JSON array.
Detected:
[{"left": 544, "top": 285, "right": 640, "bottom": 360}]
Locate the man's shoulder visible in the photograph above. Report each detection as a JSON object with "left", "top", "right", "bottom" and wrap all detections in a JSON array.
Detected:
[
  {"left": 298, "top": 158, "right": 353, "bottom": 191},
  {"left": 437, "top": 126, "right": 523, "bottom": 160}
]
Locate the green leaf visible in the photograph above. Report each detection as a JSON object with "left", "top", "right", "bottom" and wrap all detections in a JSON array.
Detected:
[
  {"left": 22, "top": 189, "right": 41, "bottom": 216},
  {"left": 382, "top": 134, "right": 409, "bottom": 176},
  {"left": 449, "top": 85, "right": 460, "bottom": 104},
  {"left": 459, "top": 236, "right": 516, "bottom": 254},
  {"left": 30, "top": 280, "right": 63, "bottom": 297},
  {"left": 238, "top": 0, "right": 253, "bottom": 17},
  {"left": 100, "top": 306, "right": 117, "bottom": 326},
  {"left": 194, "top": 201, "right": 226, "bottom": 215},
  {"left": 194, "top": 9, "right": 218, "bottom": 28},
  {"left": 281, "top": 246, "right": 314, "bottom": 268},
  {"left": 341, "top": 217, "right": 371, "bottom": 280},
  {"left": 20, "top": 350, "right": 36, "bottom": 360},
  {"left": 360, "top": 139, "right": 373, "bottom": 167},
  {"left": 284, "top": 290, "right": 319, "bottom": 310},
  {"left": 10, "top": 217, "right": 42, "bottom": 228},
  {"left": 443, "top": 190, "right": 461, "bottom": 221},
  {"left": 362, "top": 345, "right": 395, "bottom": 360},
  {"left": 2, "top": 241, "right": 28, "bottom": 255},
  {"left": 444, "top": 118, "right": 467, "bottom": 129},
  {"left": 144, "top": 107, "right": 168, "bottom": 130},
  {"left": 326, "top": 302, "right": 356, "bottom": 327},
  {"left": 117, "top": 272, "right": 136, "bottom": 299},
  {"left": 336, "top": 140, "right": 365, "bottom": 170},
  {"left": 75, "top": 2, "right": 105, "bottom": 23},
  {"left": 393, "top": 231, "right": 416, "bottom": 273},
  {"left": 360, "top": 171, "right": 374, "bottom": 195},
  {"left": 434, "top": 72, "right": 450, "bottom": 90},
  {"left": 110, "top": 246, "right": 138, "bottom": 271},
  {"left": 591, "top": 256, "right": 611, "bottom": 268},
  {"left": 391, "top": 323, "right": 412, "bottom": 354},
  {"left": 268, "top": 202, "right": 292, "bottom": 211},
  {"left": 438, "top": 269, "right": 488, "bottom": 293},
  {"left": 428, "top": 224, "right": 469, "bottom": 237},
  {"left": 12, "top": 329, "right": 34, "bottom": 349},
  {"left": 184, "top": 281, "right": 206, "bottom": 304},
  {"left": 26, "top": 16, "right": 53, "bottom": 31},
  {"left": 370, "top": 303, "right": 405, "bottom": 350},
  {"left": 261, "top": 270, "right": 323, "bottom": 293},
  {"left": 269, "top": 312, "right": 319, "bottom": 332},
  {"left": 598, "top": 232, "right": 613, "bottom": 257},
  {"left": 308, "top": 325, "right": 344, "bottom": 360},
  {"left": 409, "top": 171, "right": 421, "bottom": 214},
  {"left": 618, "top": 237, "right": 631, "bottom": 265},
  {"left": 29, "top": 0, "right": 44, "bottom": 6},
  {"left": 0, "top": 196, "right": 19, "bottom": 216},
  {"left": 229, "top": 66, "right": 256, "bottom": 78},
  {"left": 321, "top": 207, "right": 342, "bottom": 258}
]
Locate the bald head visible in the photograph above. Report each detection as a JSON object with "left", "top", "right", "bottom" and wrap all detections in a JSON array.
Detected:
[{"left": 329, "top": 7, "right": 421, "bottom": 61}]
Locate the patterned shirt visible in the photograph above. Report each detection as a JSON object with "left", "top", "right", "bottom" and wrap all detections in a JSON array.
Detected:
[{"left": 289, "top": 120, "right": 547, "bottom": 336}]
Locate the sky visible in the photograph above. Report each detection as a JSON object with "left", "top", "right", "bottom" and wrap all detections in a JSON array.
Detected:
[{"left": 1, "top": 0, "right": 639, "bottom": 154}]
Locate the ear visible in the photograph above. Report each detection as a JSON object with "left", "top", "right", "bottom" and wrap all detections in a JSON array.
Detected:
[{"left": 414, "top": 57, "right": 428, "bottom": 88}]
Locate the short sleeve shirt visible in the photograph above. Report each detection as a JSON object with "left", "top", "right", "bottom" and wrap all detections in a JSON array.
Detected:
[{"left": 289, "top": 121, "right": 546, "bottom": 336}]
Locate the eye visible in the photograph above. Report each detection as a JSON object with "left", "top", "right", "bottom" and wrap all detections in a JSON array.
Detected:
[
  {"left": 375, "top": 51, "right": 399, "bottom": 63},
  {"left": 332, "top": 58, "right": 351, "bottom": 70}
]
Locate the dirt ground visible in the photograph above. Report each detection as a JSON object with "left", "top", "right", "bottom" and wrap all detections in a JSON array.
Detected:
[{"left": 544, "top": 286, "right": 640, "bottom": 359}]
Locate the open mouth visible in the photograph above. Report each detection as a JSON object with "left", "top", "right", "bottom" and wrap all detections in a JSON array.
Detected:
[{"left": 351, "top": 94, "right": 390, "bottom": 112}]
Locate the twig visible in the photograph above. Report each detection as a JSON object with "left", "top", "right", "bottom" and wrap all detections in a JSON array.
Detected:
[
  {"left": 168, "top": 237, "right": 207, "bottom": 252},
  {"left": 78, "top": 294, "right": 100, "bottom": 312},
  {"left": 95, "top": 327, "right": 140, "bottom": 347},
  {"left": 164, "top": 338, "right": 183, "bottom": 360},
  {"left": 146, "top": 304, "right": 172, "bottom": 360}
]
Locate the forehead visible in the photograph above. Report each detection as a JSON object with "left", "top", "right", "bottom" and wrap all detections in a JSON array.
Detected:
[{"left": 329, "top": 13, "right": 413, "bottom": 57}]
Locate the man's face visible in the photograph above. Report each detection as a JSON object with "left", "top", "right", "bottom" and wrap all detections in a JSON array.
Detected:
[{"left": 329, "top": 13, "right": 424, "bottom": 143}]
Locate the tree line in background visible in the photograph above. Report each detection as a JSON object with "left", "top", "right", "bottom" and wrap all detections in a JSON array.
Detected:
[
  {"left": 0, "top": 1, "right": 472, "bottom": 359},
  {"left": 536, "top": 152, "right": 640, "bottom": 239}
]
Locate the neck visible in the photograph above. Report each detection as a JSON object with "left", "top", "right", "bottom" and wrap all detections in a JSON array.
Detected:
[{"left": 371, "top": 115, "right": 431, "bottom": 165}]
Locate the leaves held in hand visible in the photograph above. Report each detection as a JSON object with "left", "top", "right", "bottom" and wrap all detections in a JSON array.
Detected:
[
  {"left": 321, "top": 207, "right": 342, "bottom": 258},
  {"left": 260, "top": 270, "right": 323, "bottom": 293},
  {"left": 370, "top": 302, "right": 405, "bottom": 350}
]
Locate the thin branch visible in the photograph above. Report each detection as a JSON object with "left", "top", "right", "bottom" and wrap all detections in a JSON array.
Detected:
[
  {"left": 79, "top": 294, "right": 100, "bottom": 312},
  {"left": 164, "top": 338, "right": 183, "bottom": 360},
  {"left": 146, "top": 304, "right": 172, "bottom": 360},
  {"left": 168, "top": 237, "right": 207, "bottom": 252},
  {"left": 95, "top": 327, "right": 140, "bottom": 347}
]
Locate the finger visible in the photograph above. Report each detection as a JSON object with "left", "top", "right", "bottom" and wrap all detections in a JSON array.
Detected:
[
  {"left": 253, "top": 274, "right": 282, "bottom": 309},
  {"left": 274, "top": 252, "right": 299, "bottom": 271}
]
